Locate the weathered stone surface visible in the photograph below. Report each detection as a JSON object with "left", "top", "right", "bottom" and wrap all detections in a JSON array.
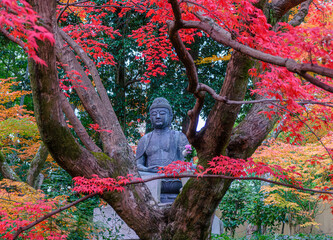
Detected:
[{"left": 93, "top": 205, "right": 139, "bottom": 240}]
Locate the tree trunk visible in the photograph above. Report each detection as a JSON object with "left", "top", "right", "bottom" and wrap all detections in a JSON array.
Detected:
[{"left": 0, "top": 149, "right": 21, "bottom": 182}]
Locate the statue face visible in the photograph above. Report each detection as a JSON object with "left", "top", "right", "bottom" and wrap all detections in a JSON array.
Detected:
[{"left": 150, "top": 107, "right": 170, "bottom": 129}]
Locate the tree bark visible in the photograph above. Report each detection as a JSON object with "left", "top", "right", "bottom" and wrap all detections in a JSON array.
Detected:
[
  {"left": 227, "top": 94, "right": 279, "bottom": 159},
  {"left": 26, "top": 143, "right": 49, "bottom": 188},
  {"left": 0, "top": 149, "right": 21, "bottom": 182}
]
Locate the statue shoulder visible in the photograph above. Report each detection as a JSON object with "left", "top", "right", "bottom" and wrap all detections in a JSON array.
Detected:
[
  {"left": 135, "top": 132, "right": 152, "bottom": 159},
  {"left": 170, "top": 130, "right": 189, "bottom": 147},
  {"left": 179, "top": 131, "right": 189, "bottom": 147}
]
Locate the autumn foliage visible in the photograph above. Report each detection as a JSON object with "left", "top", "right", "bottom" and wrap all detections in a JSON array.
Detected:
[
  {"left": 0, "top": 179, "right": 67, "bottom": 239},
  {"left": 254, "top": 133, "right": 333, "bottom": 228},
  {"left": 1, "top": 0, "right": 333, "bottom": 239}
]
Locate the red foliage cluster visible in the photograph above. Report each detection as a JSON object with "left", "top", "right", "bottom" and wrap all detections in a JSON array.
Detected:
[
  {"left": 73, "top": 156, "right": 303, "bottom": 195},
  {"left": 57, "top": 64, "right": 88, "bottom": 96},
  {"left": 72, "top": 174, "right": 141, "bottom": 194},
  {"left": 205, "top": 156, "right": 302, "bottom": 185},
  {"left": 157, "top": 160, "right": 203, "bottom": 176},
  {"left": 0, "top": 200, "right": 66, "bottom": 240},
  {"left": 0, "top": 0, "right": 54, "bottom": 65}
]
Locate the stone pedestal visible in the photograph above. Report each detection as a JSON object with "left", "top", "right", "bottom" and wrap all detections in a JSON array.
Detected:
[{"left": 138, "top": 171, "right": 161, "bottom": 203}]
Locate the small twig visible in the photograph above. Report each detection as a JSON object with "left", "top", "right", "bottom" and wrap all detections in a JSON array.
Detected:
[
  {"left": 57, "top": 0, "right": 70, "bottom": 23},
  {"left": 57, "top": 0, "right": 145, "bottom": 11},
  {"left": 198, "top": 83, "right": 333, "bottom": 107},
  {"left": 57, "top": 0, "right": 89, "bottom": 6},
  {"left": 129, "top": 174, "right": 333, "bottom": 195},
  {"left": 57, "top": 3, "right": 142, "bottom": 11},
  {"left": 180, "top": 20, "right": 333, "bottom": 93},
  {"left": 59, "top": 93, "right": 102, "bottom": 152},
  {"left": 272, "top": 103, "right": 333, "bottom": 161}
]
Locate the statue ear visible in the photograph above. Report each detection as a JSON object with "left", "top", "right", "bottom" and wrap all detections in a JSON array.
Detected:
[{"left": 169, "top": 112, "right": 173, "bottom": 125}]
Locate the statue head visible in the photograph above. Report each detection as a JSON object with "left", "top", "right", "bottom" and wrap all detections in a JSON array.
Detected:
[{"left": 149, "top": 97, "right": 173, "bottom": 129}]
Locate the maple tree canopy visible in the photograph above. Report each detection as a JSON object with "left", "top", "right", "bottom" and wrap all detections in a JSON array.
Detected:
[{"left": 1, "top": 0, "right": 333, "bottom": 239}]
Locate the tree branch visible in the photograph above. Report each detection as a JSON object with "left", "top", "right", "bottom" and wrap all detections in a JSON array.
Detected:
[
  {"left": 55, "top": 29, "right": 121, "bottom": 156},
  {"left": 166, "top": 21, "right": 198, "bottom": 94},
  {"left": 58, "top": 29, "right": 115, "bottom": 115},
  {"left": 59, "top": 93, "right": 102, "bottom": 152},
  {"left": 0, "top": 149, "right": 21, "bottom": 182},
  {"left": 288, "top": 0, "right": 313, "bottom": 27},
  {"left": 167, "top": 0, "right": 204, "bottom": 140},
  {"left": 57, "top": 0, "right": 70, "bottom": 23},
  {"left": 26, "top": 143, "right": 49, "bottom": 188},
  {"left": 124, "top": 74, "right": 142, "bottom": 88},
  {"left": 227, "top": 95, "right": 279, "bottom": 159},
  {"left": 0, "top": 27, "right": 25, "bottom": 49},
  {"left": 298, "top": 72, "right": 333, "bottom": 93},
  {"left": 167, "top": 0, "right": 200, "bottom": 94},
  {"left": 180, "top": 20, "right": 333, "bottom": 93},
  {"left": 168, "top": 0, "right": 182, "bottom": 25},
  {"left": 271, "top": 0, "right": 309, "bottom": 21}
]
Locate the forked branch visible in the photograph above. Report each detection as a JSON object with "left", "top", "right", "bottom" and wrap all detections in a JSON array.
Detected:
[{"left": 58, "top": 29, "right": 114, "bottom": 114}]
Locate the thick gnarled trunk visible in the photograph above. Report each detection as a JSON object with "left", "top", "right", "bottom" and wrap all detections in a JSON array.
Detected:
[{"left": 27, "top": 1, "right": 164, "bottom": 239}]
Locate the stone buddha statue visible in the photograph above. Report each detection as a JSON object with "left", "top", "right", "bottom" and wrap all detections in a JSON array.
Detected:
[{"left": 136, "top": 97, "right": 189, "bottom": 203}]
